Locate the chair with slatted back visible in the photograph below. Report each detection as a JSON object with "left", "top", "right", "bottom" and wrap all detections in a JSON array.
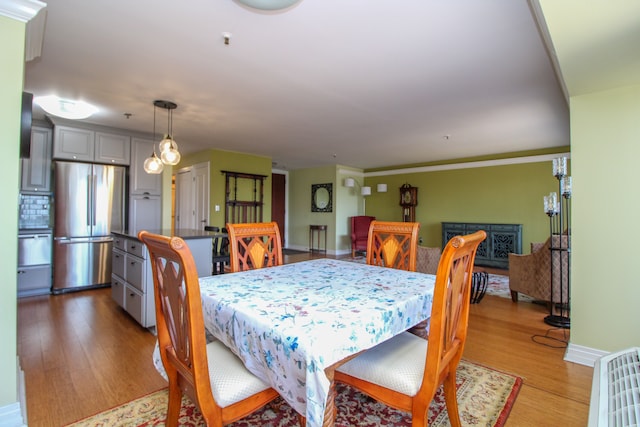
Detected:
[
  {"left": 205, "top": 226, "right": 230, "bottom": 275},
  {"left": 366, "top": 221, "right": 421, "bottom": 271},
  {"left": 226, "top": 222, "right": 283, "bottom": 272},
  {"left": 138, "top": 231, "right": 279, "bottom": 427},
  {"left": 335, "top": 230, "right": 487, "bottom": 427}
]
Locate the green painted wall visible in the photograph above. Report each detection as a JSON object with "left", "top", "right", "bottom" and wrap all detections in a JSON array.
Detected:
[
  {"left": 179, "top": 148, "right": 272, "bottom": 228},
  {"left": 0, "top": 14, "right": 24, "bottom": 408},
  {"left": 289, "top": 166, "right": 338, "bottom": 251},
  {"left": 362, "top": 157, "right": 566, "bottom": 252},
  {"left": 570, "top": 85, "right": 640, "bottom": 352}
]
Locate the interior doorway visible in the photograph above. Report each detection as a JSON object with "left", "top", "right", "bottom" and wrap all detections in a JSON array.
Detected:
[
  {"left": 272, "top": 173, "right": 286, "bottom": 247},
  {"left": 174, "top": 162, "right": 210, "bottom": 231}
]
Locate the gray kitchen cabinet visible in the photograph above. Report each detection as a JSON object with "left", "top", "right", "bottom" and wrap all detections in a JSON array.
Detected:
[
  {"left": 129, "top": 194, "right": 161, "bottom": 235},
  {"left": 53, "top": 125, "right": 130, "bottom": 165},
  {"left": 130, "top": 138, "right": 162, "bottom": 195},
  {"left": 111, "top": 234, "right": 156, "bottom": 328},
  {"left": 52, "top": 126, "right": 94, "bottom": 161},
  {"left": 95, "top": 132, "right": 131, "bottom": 165},
  {"left": 21, "top": 126, "right": 52, "bottom": 192}
]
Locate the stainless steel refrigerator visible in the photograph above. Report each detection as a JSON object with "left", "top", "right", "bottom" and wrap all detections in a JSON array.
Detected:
[{"left": 52, "top": 161, "right": 126, "bottom": 293}]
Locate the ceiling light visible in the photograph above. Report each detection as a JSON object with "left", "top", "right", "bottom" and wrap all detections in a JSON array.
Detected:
[
  {"left": 156, "top": 100, "right": 181, "bottom": 166},
  {"left": 143, "top": 100, "right": 182, "bottom": 174},
  {"left": 34, "top": 95, "right": 98, "bottom": 120},
  {"left": 235, "top": 0, "right": 301, "bottom": 10}
]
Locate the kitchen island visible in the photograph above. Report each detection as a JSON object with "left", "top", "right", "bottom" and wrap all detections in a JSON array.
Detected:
[{"left": 111, "top": 229, "right": 215, "bottom": 328}]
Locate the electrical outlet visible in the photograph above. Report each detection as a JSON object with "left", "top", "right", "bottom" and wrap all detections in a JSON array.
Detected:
[{"left": 215, "top": 205, "right": 220, "bottom": 212}]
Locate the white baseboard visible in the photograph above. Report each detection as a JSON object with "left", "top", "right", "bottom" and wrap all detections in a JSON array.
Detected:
[
  {"left": 565, "top": 343, "right": 608, "bottom": 367},
  {"left": 286, "top": 244, "right": 344, "bottom": 256},
  {"left": 0, "top": 357, "right": 28, "bottom": 426},
  {"left": 0, "top": 402, "right": 26, "bottom": 427}
]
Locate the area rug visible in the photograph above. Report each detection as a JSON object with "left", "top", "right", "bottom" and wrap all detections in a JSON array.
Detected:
[{"left": 66, "top": 360, "right": 521, "bottom": 427}]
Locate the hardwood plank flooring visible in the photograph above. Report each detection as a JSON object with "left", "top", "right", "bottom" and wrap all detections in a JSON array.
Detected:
[{"left": 17, "top": 252, "right": 592, "bottom": 426}]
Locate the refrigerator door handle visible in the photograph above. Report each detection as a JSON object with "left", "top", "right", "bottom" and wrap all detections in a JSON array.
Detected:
[
  {"left": 92, "top": 174, "right": 98, "bottom": 226},
  {"left": 87, "top": 174, "right": 92, "bottom": 226}
]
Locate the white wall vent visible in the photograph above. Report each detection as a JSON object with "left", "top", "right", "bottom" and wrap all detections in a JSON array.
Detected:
[{"left": 589, "top": 347, "right": 640, "bottom": 426}]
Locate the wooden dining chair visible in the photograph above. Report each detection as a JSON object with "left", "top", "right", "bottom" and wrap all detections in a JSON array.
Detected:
[
  {"left": 335, "top": 230, "right": 487, "bottom": 427},
  {"left": 366, "top": 220, "right": 421, "bottom": 271},
  {"left": 138, "top": 231, "right": 279, "bottom": 427},
  {"left": 226, "top": 222, "right": 283, "bottom": 272}
]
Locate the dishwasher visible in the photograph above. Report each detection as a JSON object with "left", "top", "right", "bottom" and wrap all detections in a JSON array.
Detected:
[{"left": 18, "top": 231, "right": 52, "bottom": 297}]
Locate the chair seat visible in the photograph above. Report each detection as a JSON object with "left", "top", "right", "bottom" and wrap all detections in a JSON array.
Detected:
[
  {"left": 207, "top": 340, "right": 273, "bottom": 408},
  {"left": 336, "top": 331, "right": 427, "bottom": 396}
]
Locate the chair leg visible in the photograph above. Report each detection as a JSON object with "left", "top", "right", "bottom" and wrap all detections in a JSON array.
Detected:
[
  {"left": 443, "top": 372, "right": 462, "bottom": 427},
  {"left": 165, "top": 381, "right": 182, "bottom": 427},
  {"left": 510, "top": 290, "right": 519, "bottom": 302}
]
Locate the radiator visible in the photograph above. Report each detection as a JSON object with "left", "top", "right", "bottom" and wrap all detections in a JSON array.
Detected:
[{"left": 589, "top": 347, "right": 640, "bottom": 426}]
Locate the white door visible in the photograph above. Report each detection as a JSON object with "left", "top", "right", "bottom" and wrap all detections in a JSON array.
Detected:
[
  {"left": 194, "top": 162, "right": 210, "bottom": 229},
  {"left": 174, "top": 162, "right": 210, "bottom": 231},
  {"left": 175, "top": 168, "right": 195, "bottom": 230}
]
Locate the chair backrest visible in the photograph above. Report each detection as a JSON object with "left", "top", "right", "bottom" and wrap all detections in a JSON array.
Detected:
[
  {"left": 419, "top": 230, "right": 486, "bottom": 397},
  {"left": 366, "top": 221, "right": 420, "bottom": 271},
  {"left": 226, "top": 222, "right": 283, "bottom": 272},
  {"left": 138, "top": 231, "right": 219, "bottom": 417},
  {"left": 351, "top": 216, "right": 376, "bottom": 240}
]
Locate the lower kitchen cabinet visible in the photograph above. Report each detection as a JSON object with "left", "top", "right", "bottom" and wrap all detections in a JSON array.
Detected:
[
  {"left": 111, "top": 234, "right": 156, "bottom": 328},
  {"left": 17, "top": 265, "right": 52, "bottom": 298},
  {"left": 111, "top": 231, "right": 213, "bottom": 328}
]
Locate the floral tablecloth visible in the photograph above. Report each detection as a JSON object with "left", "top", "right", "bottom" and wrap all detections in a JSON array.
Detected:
[{"left": 199, "top": 258, "right": 435, "bottom": 427}]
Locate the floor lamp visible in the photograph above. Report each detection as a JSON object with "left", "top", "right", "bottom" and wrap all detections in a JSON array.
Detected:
[{"left": 543, "top": 157, "right": 571, "bottom": 328}]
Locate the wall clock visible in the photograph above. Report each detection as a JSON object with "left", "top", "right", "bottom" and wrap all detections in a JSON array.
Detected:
[{"left": 399, "top": 183, "right": 418, "bottom": 222}]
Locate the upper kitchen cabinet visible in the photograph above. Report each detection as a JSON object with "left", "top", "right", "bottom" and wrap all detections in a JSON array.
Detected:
[
  {"left": 96, "top": 132, "right": 131, "bottom": 165},
  {"left": 21, "top": 126, "right": 52, "bottom": 192},
  {"left": 130, "top": 138, "right": 162, "bottom": 195},
  {"left": 53, "top": 125, "right": 130, "bottom": 165}
]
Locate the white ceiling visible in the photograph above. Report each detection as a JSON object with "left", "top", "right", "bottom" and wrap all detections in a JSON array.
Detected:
[{"left": 24, "top": 0, "right": 571, "bottom": 170}]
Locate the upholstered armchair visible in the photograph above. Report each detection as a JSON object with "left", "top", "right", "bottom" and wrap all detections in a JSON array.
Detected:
[
  {"left": 350, "top": 215, "right": 375, "bottom": 257},
  {"left": 509, "top": 234, "right": 569, "bottom": 303},
  {"left": 416, "top": 246, "right": 442, "bottom": 275}
]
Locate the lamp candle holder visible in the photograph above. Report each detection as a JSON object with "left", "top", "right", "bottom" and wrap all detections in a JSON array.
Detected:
[{"left": 543, "top": 157, "right": 571, "bottom": 329}]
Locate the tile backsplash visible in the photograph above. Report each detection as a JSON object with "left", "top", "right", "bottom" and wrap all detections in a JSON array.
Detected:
[{"left": 19, "top": 194, "right": 51, "bottom": 229}]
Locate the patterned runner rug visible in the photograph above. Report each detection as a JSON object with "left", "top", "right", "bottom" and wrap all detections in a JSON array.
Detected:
[{"left": 66, "top": 360, "right": 521, "bottom": 427}]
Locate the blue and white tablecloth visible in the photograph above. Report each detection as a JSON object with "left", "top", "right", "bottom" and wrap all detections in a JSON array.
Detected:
[{"left": 199, "top": 258, "right": 435, "bottom": 427}]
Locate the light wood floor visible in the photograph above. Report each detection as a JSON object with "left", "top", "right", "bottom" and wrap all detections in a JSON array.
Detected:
[{"left": 17, "top": 252, "right": 592, "bottom": 426}]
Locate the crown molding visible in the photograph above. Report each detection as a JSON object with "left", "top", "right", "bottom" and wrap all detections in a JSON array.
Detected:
[
  {"left": 365, "top": 152, "right": 571, "bottom": 178},
  {"left": 0, "top": 0, "right": 46, "bottom": 22}
]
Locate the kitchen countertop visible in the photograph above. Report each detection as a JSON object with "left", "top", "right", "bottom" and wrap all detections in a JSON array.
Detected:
[{"left": 112, "top": 229, "right": 222, "bottom": 241}]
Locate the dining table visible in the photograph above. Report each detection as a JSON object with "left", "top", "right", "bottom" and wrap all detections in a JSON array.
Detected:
[{"left": 198, "top": 258, "right": 436, "bottom": 427}]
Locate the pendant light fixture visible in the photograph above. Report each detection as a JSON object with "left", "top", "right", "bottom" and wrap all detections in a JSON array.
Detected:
[
  {"left": 143, "top": 101, "right": 164, "bottom": 174},
  {"left": 143, "top": 100, "right": 181, "bottom": 174}
]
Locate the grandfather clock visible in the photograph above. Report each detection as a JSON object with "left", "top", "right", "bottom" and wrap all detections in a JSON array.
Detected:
[{"left": 399, "top": 183, "right": 418, "bottom": 222}]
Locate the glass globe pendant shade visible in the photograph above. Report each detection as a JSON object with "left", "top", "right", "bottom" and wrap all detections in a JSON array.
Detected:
[
  {"left": 161, "top": 144, "right": 181, "bottom": 166},
  {"left": 159, "top": 135, "right": 178, "bottom": 154},
  {"left": 143, "top": 152, "right": 164, "bottom": 174}
]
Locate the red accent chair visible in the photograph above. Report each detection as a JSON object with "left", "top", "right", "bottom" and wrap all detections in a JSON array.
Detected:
[{"left": 350, "top": 216, "right": 375, "bottom": 257}]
